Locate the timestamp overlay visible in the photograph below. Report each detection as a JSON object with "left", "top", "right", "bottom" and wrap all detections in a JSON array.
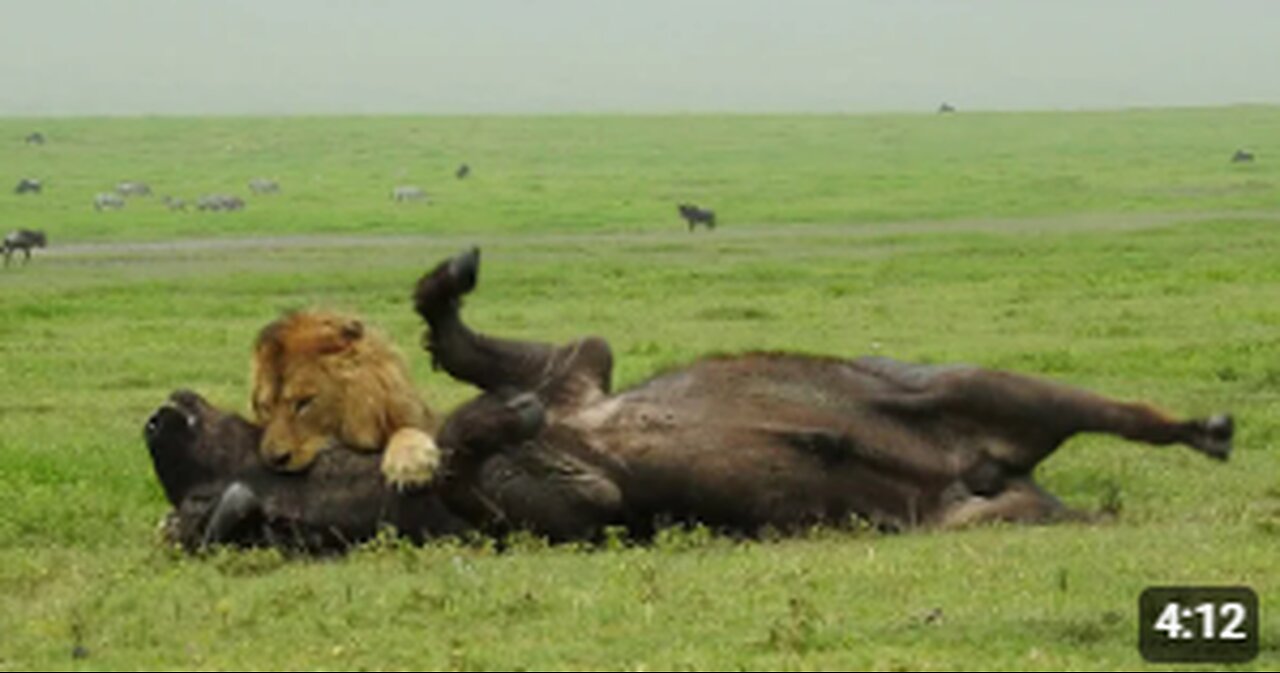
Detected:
[{"left": 1139, "top": 586, "right": 1259, "bottom": 663}]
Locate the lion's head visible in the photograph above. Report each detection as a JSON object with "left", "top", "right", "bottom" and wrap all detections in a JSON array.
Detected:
[{"left": 251, "top": 310, "right": 436, "bottom": 472}]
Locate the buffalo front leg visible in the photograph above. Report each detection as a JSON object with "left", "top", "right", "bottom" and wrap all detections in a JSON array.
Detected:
[{"left": 413, "top": 247, "right": 614, "bottom": 403}]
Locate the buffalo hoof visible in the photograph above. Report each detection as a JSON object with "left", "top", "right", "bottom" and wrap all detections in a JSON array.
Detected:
[
  {"left": 414, "top": 247, "right": 480, "bottom": 319},
  {"left": 1189, "top": 414, "right": 1233, "bottom": 461},
  {"left": 506, "top": 391, "right": 546, "bottom": 438}
]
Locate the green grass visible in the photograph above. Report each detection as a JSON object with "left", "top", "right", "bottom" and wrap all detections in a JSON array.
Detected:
[{"left": 1, "top": 110, "right": 1279, "bottom": 670}]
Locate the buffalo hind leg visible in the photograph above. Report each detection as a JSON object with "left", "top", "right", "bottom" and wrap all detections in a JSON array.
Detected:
[
  {"left": 872, "top": 365, "right": 1233, "bottom": 470},
  {"left": 414, "top": 247, "right": 613, "bottom": 404},
  {"left": 948, "top": 369, "right": 1234, "bottom": 466}
]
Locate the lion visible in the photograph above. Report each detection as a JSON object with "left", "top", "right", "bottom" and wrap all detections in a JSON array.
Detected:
[{"left": 250, "top": 309, "right": 440, "bottom": 489}]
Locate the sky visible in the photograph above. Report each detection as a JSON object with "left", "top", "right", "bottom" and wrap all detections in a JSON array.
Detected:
[{"left": 0, "top": 0, "right": 1277, "bottom": 116}]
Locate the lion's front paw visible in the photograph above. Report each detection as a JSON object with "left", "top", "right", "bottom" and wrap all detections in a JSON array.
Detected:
[{"left": 381, "top": 427, "right": 441, "bottom": 491}]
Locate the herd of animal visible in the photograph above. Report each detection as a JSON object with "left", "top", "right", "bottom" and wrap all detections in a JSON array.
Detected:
[
  {"left": 6, "top": 131, "right": 727, "bottom": 268},
  {"left": 145, "top": 247, "right": 1234, "bottom": 553}
]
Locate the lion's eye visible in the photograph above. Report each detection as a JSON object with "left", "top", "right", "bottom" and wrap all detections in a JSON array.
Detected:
[{"left": 293, "top": 396, "right": 316, "bottom": 414}]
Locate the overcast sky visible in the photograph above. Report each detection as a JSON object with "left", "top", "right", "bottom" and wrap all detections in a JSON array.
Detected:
[{"left": 1, "top": 0, "right": 1277, "bottom": 115}]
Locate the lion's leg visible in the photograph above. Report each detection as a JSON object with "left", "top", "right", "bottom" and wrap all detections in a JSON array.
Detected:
[{"left": 414, "top": 247, "right": 614, "bottom": 400}]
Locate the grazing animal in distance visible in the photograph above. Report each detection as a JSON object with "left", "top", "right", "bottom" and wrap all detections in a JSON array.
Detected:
[
  {"left": 456, "top": 164, "right": 470, "bottom": 180},
  {"left": 250, "top": 309, "right": 440, "bottom": 489},
  {"left": 24, "top": 132, "right": 45, "bottom": 145},
  {"left": 197, "top": 194, "right": 245, "bottom": 212},
  {"left": 248, "top": 178, "right": 280, "bottom": 195},
  {"left": 93, "top": 192, "right": 125, "bottom": 211},
  {"left": 14, "top": 178, "right": 41, "bottom": 195},
  {"left": 392, "top": 185, "right": 429, "bottom": 202},
  {"left": 3, "top": 229, "right": 46, "bottom": 266},
  {"left": 938, "top": 102, "right": 957, "bottom": 114},
  {"left": 1231, "top": 149, "right": 1255, "bottom": 163},
  {"left": 162, "top": 196, "right": 188, "bottom": 212},
  {"left": 116, "top": 181, "right": 152, "bottom": 197},
  {"left": 678, "top": 203, "right": 716, "bottom": 231}
]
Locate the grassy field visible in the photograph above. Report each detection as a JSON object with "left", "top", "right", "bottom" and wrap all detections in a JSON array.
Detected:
[{"left": 1, "top": 109, "right": 1279, "bottom": 670}]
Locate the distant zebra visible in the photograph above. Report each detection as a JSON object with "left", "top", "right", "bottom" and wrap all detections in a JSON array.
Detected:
[
  {"left": 116, "top": 181, "right": 152, "bottom": 197},
  {"left": 392, "top": 185, "right": 429, "bottom": 202},
  {"left": 197, "top": 194, "right": 245, "bottom": 212},
  {"left": 248, "top": 178, "right": 280, "bottom": 194},
  {"left": 14, "top": 178, "right": 41, "bottom": 195},
  {"left": 1231, "top": 149, "right": 1255, "bottom": 163},
  {"left": 3, "top": 229, "right": 47, "bottom": 266},
  {"left": 93, "top": 192, "right": 126, "bottom": 211},
  {"left": 24, "top": 132, "right": 45, "bottom": 145},
  {"left": 678, "top": 203, "right": 716, "bottom": 231},
  {"left": 456, "top": 163, "right": 470, "bottom": 180}
]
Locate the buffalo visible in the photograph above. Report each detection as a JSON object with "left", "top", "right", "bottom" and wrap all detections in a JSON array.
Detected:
[
  {"left": 456, "top": 164, "right": 471, "bottom": 180},
  {"left": 938, "top": 102, "right": 957, "bottom": 114},
  {"left": 1231, "top": 149, "right": 1256, "bottom": 163},
  {"left": 677, "top": 203, "right": 716, "bottom": 231},
  {"left": 146, "top": 390, "right": 468, "bottom": 552},
  {"left": 3, "top": 229, "right": 46, "bottom": 265},
  {"left": 147, "top": 248, "right": 1234, "bottom": 551},
  {"left": 25, "top": 132, "right": 45, "bottom": 145},
  {"left": 14, "top": 178, "right": 41, "bottom": 195}
]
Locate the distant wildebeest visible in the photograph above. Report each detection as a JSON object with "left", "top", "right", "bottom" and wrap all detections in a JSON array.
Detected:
[
  {"left": 456, "top": 164, "right": 470, "bottom": 180},
  {"left": 116, "top": 181, "right": 152, "bottom": 198},
  {"left": 3, "top": 229, "right": 46, "bottom": 266},
  {"left": 93, "top": 192, "right": 125, "bottom": 211},
  {"left": 248, "top": 178, "right": 280, "bottom": 195},
  {"left": 14, "top": 178, "right": 41, "bottom": 195},
  {"left": 24, "top": 132, "right": 45, "bottom": 145},
  {"left": 938, "top": 102, "right": 957, "bottom": 114},
  {"left": 678, "top": 203, "right": 716, "bottom": 231},
  {"left": 1231, "top": 149, "right": 1255, "bottom": 163},
  {"left": 197, "top": 194, "right": 246, "bottom": 212},
  {"left": 163, "top": 196, "right": 188, "bottom": 212},
  {"left": 145, "top": 248, "right": 1234, "bottom": 551},
  {"left": 393, "top": 185, "right": 429, "bottom": 202}
]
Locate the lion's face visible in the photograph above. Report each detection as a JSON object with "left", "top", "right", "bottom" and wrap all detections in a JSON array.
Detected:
[{"left": 252, "top": 310, "right": 433, "bottom": 472}]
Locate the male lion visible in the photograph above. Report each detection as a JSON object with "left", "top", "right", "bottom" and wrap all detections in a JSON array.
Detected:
[{"left": 251, "top": 309, "right": 439, "bottom": 489}]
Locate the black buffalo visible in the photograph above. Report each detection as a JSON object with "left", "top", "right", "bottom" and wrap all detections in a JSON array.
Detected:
[
  {"left": 14, "top": 178, "right": 41, "bottom": 195},
  {"left": 147, "top": 249, "right": 1234, "bottom": 551},
  {"left": 3, "top": 229, "right": 46, "bottom": 265},
  {"left": 677, "top": 203, "right": 716, "bottom": 231},
  {"left": 1231, "top": 149, "right": 1256, "bottom": 163}
]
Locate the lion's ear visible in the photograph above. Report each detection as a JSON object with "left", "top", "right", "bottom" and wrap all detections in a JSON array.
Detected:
[
  {"left": 313, "top": 318, "right": 363, "bottom": 355},
  {"left": 341, "top": 319, "right": 364, "bottom": 342}
]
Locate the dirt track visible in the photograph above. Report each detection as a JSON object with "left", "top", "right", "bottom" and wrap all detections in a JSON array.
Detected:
[{"left": 45, "top": 210, "right": 1278, "bottom": 259}]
